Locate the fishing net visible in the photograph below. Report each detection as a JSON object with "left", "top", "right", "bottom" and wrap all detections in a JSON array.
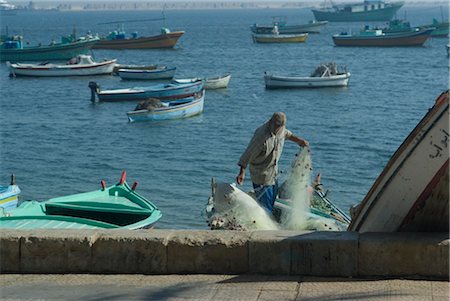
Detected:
[
  {"left": 205, "top": 147, "right": 348, "bottom": 231},
  {"left": 277, "top": 146, "right": 313, "bottom": 230},
  {"left": 205, "top": 182, "right": 279, "bottom": 231}
]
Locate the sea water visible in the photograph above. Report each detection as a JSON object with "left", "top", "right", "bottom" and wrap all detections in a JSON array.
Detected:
[{"left": 1, "top": 5, "right": 448, "bottom": 229}]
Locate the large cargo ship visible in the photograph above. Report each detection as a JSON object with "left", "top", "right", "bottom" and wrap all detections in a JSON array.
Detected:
[{"left": 312, "top": 0, "right": 404, "bottom": 22}]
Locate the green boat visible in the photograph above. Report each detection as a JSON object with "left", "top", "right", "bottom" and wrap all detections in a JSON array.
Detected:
[
  {"left": 0, "top": 172, "right": 162, "bottom": 229},
  {"left": 0, "top": 33, "right": 99, "bottom": 62},
  {"left": 419, "top": 18, "right": 449, "bottom": 38}
]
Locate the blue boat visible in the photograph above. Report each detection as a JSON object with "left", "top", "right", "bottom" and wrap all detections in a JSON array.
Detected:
[
  {"left": 0, "top": 175, "right": 21, "bottom": 212},
  {"left": 312, "top": 0, "right": 404, "bottom": 22},
  {"left": 126, "top": 90, "right": 205, "bottom": 122},
  {"left": 0, "top": 33, "right": 99, "bottom": 62},
  {"left": 89, "top": 79, "right": 203, "bottom": 102}
]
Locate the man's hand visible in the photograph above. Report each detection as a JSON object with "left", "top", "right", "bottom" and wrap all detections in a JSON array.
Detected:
[
  {"left": 299, "top": 139, "right": 309, "bottom": 147},
  {"left": 236, "top": 167, "right": 245, "bottom": 185}
]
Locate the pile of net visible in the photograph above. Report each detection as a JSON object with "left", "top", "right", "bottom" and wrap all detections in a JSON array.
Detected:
[
  {"left": 134, "top": 98, "right": 165, "bottom": 111},
  {"left": 310, "top": 62, "right": 338, "bottom": 77},
  {"left": 205, "top": 147, "right": 347, "bottom": 231}
]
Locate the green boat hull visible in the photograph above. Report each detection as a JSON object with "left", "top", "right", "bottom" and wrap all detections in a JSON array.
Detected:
[
  {"left": 0, "top": 38, "right": 99, "bottom": 62},
  {"left": 0, "top": 172, "right": 162, "bottom": 229}
]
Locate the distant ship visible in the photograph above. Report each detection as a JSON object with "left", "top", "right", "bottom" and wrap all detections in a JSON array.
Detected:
[
  {"left": 0, "top": 0, "right": 17, "bottom": 15},
  {"left": 312, "top": 0, "right": 404, "bottom": 22}
]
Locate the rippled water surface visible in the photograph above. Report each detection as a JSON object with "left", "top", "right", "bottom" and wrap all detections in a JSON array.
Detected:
[{"left": 1, "top": 5, "right": 448, "bottom": 228}]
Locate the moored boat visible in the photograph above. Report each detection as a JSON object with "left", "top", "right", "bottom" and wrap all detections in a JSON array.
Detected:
[
  {"left": 0, "top": 33, "right": 99, "bottom": 62},
  {"left": 251, "top": 19, "right": 328, "bottom": 34},
  {"left": 0, "top": 171, "right": 162, "bottom": 230},
  {"left": 118, "top": 66, "right": 176, "bottom": 80},
  {"left": 173, "top": 73, "right": 231, "bottom": 90},
  {"left": 7, "top": 55, "right": 116, "bottom": 77},
  {"left": 264, "top": 62, "right": 350, "bottom": 89},
  {"left": 419, "top": 18, "right": 449, "bottom": 38},
  {"left": 0, "top": 175, "right": 20, "bottom": 212},
  {"left": 333, "top": 27, "right": 433, "bottom": 47},
  {"left": 203, "top": 73, "right": 231, "bottom": 90},
  {"left": 312, "top": 0, "right": 404, "bottom": 22},
  {"left": 93, "top": 27, "right": 184, "bottom": 49},
  {"left": 126, "top": 90, "right": 205, "bottom": 122},
  {"left": 89, "top": 79, "right": 203, "bottom": 102},
  {"left": 349, "top": 91, "right": 449, "bottom": 232},
  {"left": 252, "top": 32, "right": 308, "bottom": 43}
]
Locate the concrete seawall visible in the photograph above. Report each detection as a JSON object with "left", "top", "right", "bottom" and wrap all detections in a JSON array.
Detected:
[{"left": 1, "top": 230, "right": 448, "bottom": 279}]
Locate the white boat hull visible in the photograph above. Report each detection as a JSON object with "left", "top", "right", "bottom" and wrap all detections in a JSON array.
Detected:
[
  {"left": 126, "top": 91, "right": 205, "bottom": 122},
  {"left": 7, "top": 59, "right": 116, "bottom": 77},
  {"left": 118, "top": 67, "right": 176, "bottom": 80},
  {"left": 204, "top": 73, "right": 231, "bottom": 90},
  {"left": 264, "top": 72, "right": 351, "bottom": 88},
  {"left": 349, "top": 91, "right": 449, "bottom": 232}
]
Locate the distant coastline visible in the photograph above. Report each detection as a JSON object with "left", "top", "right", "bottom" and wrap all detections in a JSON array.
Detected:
[{"left": 9, "top": 1, "right": 450, "bottom": 11}]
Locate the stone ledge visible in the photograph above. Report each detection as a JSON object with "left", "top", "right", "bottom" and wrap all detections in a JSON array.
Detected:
[{"left": 0, "top": 230, "right": 448, "bottom": 279}]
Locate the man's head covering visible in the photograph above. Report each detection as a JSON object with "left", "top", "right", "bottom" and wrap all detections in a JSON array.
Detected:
[{"left": 269, "top": 112, "right": 286, "bottom": 134}]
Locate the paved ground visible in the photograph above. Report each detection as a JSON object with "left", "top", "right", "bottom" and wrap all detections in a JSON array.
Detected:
[{"left": 1, "top": 274, "right": 448, "bottom": 301}]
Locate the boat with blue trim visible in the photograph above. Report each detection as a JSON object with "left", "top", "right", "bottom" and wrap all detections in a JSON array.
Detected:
[
  {"left": 0, "top": 175, "right": 20, "bottom": 212},
  {"left": 127, "top": 90, "right": 205, "bottom": 122},
  {"left": 89, "top": 79, "right": 203, "bottom": 102}
]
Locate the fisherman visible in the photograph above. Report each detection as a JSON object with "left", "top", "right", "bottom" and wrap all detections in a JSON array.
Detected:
[{"left": 236, "top": 112, "right": 309, "bottom": 213}]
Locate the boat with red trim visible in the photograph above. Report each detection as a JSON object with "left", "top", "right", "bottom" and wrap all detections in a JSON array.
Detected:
[
  {"left": 349, "top": 91, "right": 449, "bottom": 232},
  {"left": 333, "top": 27, "right": 433, "bottom": 47}
]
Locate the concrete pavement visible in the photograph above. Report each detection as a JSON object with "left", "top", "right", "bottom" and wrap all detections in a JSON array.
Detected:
[{"left": 1, "top": 274, "right": 449, "bottom": 301}]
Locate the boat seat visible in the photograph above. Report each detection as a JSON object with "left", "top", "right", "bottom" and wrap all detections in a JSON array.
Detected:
[{"left": 44, "top": 202, "right": 154, "bottom": 226}]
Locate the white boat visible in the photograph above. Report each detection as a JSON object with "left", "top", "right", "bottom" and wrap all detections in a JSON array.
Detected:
[
  {"left": 204, "top": 73, "right": 231, "bottom": 89},
  {"left": 264, "top": 62, "right": 350, "bottom": 89},
  {"left": 126, "top": 90, "right": 205, "bottom": 122},
  {"left": 117, "top": 66, "right": 176, "bottom": 80},
  {"left": 0, "top": 175, "right": 20, "bottom": 212},
  {"left": 349, "top": 91, "right": 449, "bottom": 232},
  {"left": 7, "top": 55, "right": 117, "bottom": 77},
  {"left": 173, "top": 73, "right": 231, "bottom": 90}
]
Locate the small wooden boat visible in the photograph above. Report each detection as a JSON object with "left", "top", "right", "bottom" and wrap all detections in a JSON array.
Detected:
[
  {"left": 252, "top": 32, "right": 308, "bottom": 43},
  {"left": 89, "top": 79, "right": 203, "bottom": 102},
  {"left": 7, "top": 55, "right": 116, "bottom": 77},
  {"left": 311, "top": 0, "right": 404, "bottom": 22},
  {"left": 0, "top": 171, "right": 162, "bottom": 229},
  {"left": 173, "top": 73, "right": 231, "bottom": 90},
  {"left": 113, "top": 64, "right": 161, "bottom": 74},
  {"left": 127, "top": 90, "right": 205, "bottom": 122},
  {"left": 204, "top": 73, "right": 231, "bottom": 90},
  {"left": 118, "top": 66, "right": 176, "bottom": 80},
  {"left": 349, "top": 91, "right": 449, "bottom": 232},
  {"left": 92, "top": 28, "right": 184, "bottom": 49},
  {"left": 0, "top": 175, "right": 20, "bottom": 212},
  {"left": 264, "top": 63, "right": 350, "bottom": 89},
  {"left": 0, "top": 33, "right": 99, "bottom": 62},
  {"left": 333, "top": 27, "right": 433, "bottom": 47},
  {"left": 251, "top": 19, "right": 328, "bottom": 34}
]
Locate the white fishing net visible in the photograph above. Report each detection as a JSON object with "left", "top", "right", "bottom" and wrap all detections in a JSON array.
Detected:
[
  {"left": 278, "top": 147, "right": 313, "bottom": 230},
  {"left": 206, "top": 182, "right": 279, "bottom": 230}
]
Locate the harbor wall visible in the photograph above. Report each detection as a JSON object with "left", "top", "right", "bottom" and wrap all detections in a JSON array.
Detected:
[{"left": 1, "top": 230, "right": 448, "bottom": 279}]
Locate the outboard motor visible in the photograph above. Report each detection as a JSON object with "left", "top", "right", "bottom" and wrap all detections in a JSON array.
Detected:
[{"left": 88, "top": 81, "right": 100, "bottom": 102}]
